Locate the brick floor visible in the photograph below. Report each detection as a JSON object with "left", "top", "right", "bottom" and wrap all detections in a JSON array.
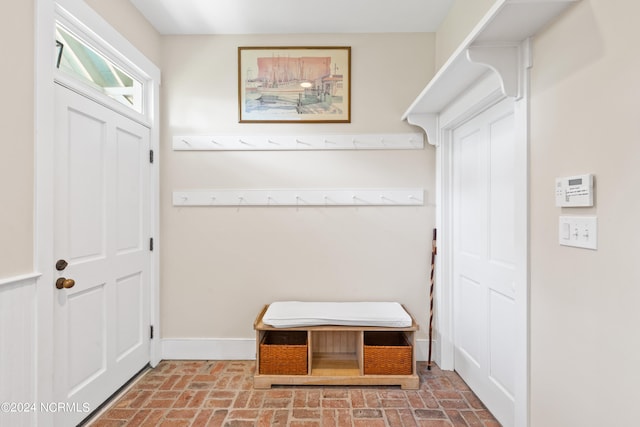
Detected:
[{"left": 85, "top": 361, "right": 500, "bottom": 426}]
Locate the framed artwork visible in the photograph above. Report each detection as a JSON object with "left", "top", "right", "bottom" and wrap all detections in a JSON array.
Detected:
[{"left": 238, "top": 46, "right": 351, "bottom": 123}]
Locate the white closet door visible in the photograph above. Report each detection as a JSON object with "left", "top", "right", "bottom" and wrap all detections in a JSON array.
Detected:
[{"left": 452, "top": 97, "right": 516, "bottom": 426}]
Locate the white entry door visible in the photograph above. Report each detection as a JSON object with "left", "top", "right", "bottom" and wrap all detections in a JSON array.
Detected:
[
  {"left": 53, "top": 84, "right": 151, "bottom": 425},
  {"left": 452, "top": 97, "right": 517, "bottom": 426}
]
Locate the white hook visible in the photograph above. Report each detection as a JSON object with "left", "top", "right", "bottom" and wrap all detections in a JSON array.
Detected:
[
  {"left": 182, "top": 139, "right": 191, "bottom": 146},
  {"left": 296, "top": 139, "right": 312, "bottom": 146},
  {"left": 296, "top": 195, "right": 310, "bottom": 206},
  {"left": 267, "top": 139, "right": 280, "bottom": 145},
  {"left": 353, "top": 194, "right": 368, "bottom": 205},
  {"left": 211, "top": 139, "right": 223, "bottom": 146}
]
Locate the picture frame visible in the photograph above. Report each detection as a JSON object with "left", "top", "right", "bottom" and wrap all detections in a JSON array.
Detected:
[{"left": 238, "top": 46, "right": 351, "bottom": 123}]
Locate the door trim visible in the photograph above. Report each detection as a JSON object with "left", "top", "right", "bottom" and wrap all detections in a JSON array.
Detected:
[
  {"left": 35, "top": 1, "right": 160, "bottom": 424},
  {"left": 435, "top": 67, "right": 529, "bottom": 426}
]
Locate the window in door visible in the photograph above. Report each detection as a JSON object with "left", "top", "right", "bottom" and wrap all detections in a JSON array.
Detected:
[{"left": 55, "top": 23, "right": 143, "bottom": 113}]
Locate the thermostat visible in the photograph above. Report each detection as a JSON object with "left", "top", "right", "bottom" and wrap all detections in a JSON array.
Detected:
[{"left": 555, "top": 174, "right": 594, "bottom": 207}]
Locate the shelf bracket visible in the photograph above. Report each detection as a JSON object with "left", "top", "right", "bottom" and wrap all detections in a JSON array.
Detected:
[
  {"left": 466, "top": 44, "right": 520, "bottom": 99},
  {"left": 405, "top": 114, "right": 438, "bottom": 147}
]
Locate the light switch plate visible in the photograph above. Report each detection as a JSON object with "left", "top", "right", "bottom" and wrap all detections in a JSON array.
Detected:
[{"left": 559, "top": 216, "right": 597, "bottom": 250}]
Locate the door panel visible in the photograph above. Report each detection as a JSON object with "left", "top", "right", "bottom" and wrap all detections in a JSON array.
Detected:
[
  {"left": 458, "top": 129, "right": 483, "bottom": 258},
  {"left": 488, "top": 115, "right": 516, "bottom": 267},
  {"left": 452, "top": 97, "right": 516, "bottom": 426},
  {"left": 67, "top": 109, "right": 106, "bottom": 261},
  {"left": 458, "top": 275, "right": 483, "bottom": 366},
  {"left": 54, "top": 84, "right": 150, "bottom": 426},
  {"left": 489, "top": 289, "right": 516, "bottom": 395},
  {"left": 67, "top": 285, "right": 106, "bottom": 393},
  {"left": 116, "top": 126, "right": 145, "bottom": 253},
  {"left": 116, "top": 273, "right": 143, "bottom": 360}
]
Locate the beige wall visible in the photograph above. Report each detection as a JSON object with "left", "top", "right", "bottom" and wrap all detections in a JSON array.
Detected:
[
  {"left": 434, "top": 0, "right": 495, "bottom": 69},
  {"left": 161, "top": 33, "right": 436, "bottom": 339},
  {"left": 85, "top": 0, "right": 161, "bottom": 66},
  {"left": 530, "top": 0, "right": 640, "bottom": 425},
  {"left": 0, "top": 1, "right": 35, "bottom": 277}
]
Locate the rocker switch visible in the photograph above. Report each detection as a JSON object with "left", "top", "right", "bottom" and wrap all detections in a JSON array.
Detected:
[{"left": 559, "top": 216, "right": 597, "bottom": 250}]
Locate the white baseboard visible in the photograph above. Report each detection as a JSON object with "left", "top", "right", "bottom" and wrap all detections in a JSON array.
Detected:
[
  {"left": 161, "top": 338, "right": 256, "bottom": 360},
  {"left": 161, "top": 337, "right": 433, "bottom": 362}
]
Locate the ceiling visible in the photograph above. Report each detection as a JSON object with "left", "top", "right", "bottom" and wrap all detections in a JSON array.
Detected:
[{"left": 128, "top": 0, "right": 456, "bottom": 35}]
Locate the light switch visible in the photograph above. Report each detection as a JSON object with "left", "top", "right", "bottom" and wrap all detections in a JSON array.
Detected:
[{"left": 559, "top": 216, "right": 597, "bottom": 250}]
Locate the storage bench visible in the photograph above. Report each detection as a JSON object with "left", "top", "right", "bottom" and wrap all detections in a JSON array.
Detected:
[{"left": 253, "top": 303, "right": 419, "bottom": 389}]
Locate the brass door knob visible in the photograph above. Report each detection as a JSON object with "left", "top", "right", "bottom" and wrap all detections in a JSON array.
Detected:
[{"left": 55, "top": 277, "right": 75, "bottom": 289}]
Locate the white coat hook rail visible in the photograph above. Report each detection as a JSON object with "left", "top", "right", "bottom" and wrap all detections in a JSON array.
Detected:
[
  {"left": 172, "top": 189, "right": 424, "bottom": 207},
  {"left": 173, "top": 133, "right": 424, "bottom": 151}
]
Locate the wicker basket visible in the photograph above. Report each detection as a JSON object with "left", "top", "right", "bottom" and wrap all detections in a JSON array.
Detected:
[
  {"left": 363, "top": 331, "right": 413, "bottom": 375},
  {"left": 259, "top": 331, "right": 308, "bottom": 375}
]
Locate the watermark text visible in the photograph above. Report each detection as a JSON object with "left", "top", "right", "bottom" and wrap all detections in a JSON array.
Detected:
[{"left": 1, "top": 401, "right": 91, "bottom": 413}]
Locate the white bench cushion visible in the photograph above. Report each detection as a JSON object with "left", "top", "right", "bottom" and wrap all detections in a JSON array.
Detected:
[{"left": 262, "top": 301, "right": 412, "bottom": 328}]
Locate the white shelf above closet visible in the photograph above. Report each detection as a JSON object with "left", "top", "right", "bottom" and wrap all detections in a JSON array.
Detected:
[
  {"left": 402, "top": 0, "right": 578, "bottom": 140},
  {"left": 173, "top": 133, "right": 424, "bottom": 151},
  {"left": 173, "top": 188, "right": 424, "bottom": 207}
]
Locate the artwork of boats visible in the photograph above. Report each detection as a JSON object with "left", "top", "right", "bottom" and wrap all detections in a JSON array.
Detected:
[{"left": 244, "top": 54, "right": 344, "bottom": 113}]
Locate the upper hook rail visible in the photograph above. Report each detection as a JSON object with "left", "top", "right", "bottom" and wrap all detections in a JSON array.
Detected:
[{"left": 173, "top": 133, "right": 424, "bottom": 151}]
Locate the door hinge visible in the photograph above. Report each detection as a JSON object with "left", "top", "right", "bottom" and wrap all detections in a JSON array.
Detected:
[
  {"left": 150, "top": 325, "right": 154, "bottom": 339},
  {"left": 149, "top": 149, "right": 154, "bottom": 164},
  {"left": 149, "top": 237, "right": 154, "bottom": 251}
]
